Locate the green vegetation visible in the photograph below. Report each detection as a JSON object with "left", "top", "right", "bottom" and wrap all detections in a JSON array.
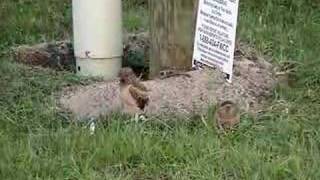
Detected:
[{"left": 0, "top": 0, "right": 320, "bottom": 179}]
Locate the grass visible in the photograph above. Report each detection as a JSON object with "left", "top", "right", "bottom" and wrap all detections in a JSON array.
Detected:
[{"left": 0, "top": 0, "right": 320, "bottom": 179}]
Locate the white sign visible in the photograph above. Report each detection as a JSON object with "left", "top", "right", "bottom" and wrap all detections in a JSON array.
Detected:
[{"left": 192, "top": 0, "right": 239, "bottom": 82}]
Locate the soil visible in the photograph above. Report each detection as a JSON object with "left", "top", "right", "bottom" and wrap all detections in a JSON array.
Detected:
[
  {"left": 58, "top": 34, "right": 277, "bottom": 120},
  {"left": 12, "top": 41, "right": 76, "bottom": 71},
  {"left": 11, "top": 32, "right": 150, "bottom": 77}
]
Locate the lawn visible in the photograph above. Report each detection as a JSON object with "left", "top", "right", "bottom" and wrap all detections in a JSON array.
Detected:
[{"left": 0, "top": 0, "right": 320, "bottom": 179}]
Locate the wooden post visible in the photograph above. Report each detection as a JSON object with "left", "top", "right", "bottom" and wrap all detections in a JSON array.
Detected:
[{"left": 149, "top": 0, "right": 198, "bottom": 78}]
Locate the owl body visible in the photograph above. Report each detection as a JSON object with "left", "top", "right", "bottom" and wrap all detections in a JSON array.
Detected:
[
  {"left": 119, "top": 67, "right": 149, "bottom": 115},
  {"left": 120, "top": 84, "right": 143, "bottom": 114},
  {"left": 215, "top": 101, "right": 240, "bottom": 130}
]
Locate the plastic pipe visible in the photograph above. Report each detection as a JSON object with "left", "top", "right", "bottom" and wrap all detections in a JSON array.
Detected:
[{"left": 72, "top": 0, "right": 122, "bottom": 79}]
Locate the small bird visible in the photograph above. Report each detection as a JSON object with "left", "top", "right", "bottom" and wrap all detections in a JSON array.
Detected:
[
  {"left": 119, "top": 67, "right": 149, "bottom": 116},
  {"left": 215, "top": 101, "right": 240, "bottom": 131}
]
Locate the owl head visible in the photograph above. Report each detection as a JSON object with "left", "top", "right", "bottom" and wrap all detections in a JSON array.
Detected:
[{"left": 119, "top": 67, "right": 136, "bottom": 84}]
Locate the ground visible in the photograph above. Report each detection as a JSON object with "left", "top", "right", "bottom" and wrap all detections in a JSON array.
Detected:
[
  {"left": 0, "top": 0, "right": 320, "bottom": 179},
  {"left": 59, "top": 46, "right": 276, "bottom": 120}
]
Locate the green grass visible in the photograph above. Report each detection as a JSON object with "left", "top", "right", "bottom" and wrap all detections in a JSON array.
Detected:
[
  {"left": 0, "top": 0, "right": 320, "bottom": 179},
  {"left": 0, "top": 0, "right": 72, "bottom": 50}
]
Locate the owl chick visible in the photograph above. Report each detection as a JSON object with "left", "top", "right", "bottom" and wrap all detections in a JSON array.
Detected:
[
  {"left": 119, "top": 67, "right": 149, "bottom": 115},
  {"left": 215, "top": 101, "right": 240, "bottom": 131}
]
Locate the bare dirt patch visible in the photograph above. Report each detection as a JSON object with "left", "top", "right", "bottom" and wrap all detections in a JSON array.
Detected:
[{"left": 59, "top": 35, "right": 277, "bottom": 120}]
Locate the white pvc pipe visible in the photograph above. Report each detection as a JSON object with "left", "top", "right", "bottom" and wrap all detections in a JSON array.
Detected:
[{"left": 72, "top": 0, "right": 122, "bottom": 79}]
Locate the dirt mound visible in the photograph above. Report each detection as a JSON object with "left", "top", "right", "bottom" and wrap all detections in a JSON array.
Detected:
[
  {"left": 12, "top": 41, "right": 75, "bottom": 71},
  {"left": 11, "top": 32, "right": 150, "bottom": 76},
  {"left": 59, "top": 38, "right": 276, "bottom": 120}
]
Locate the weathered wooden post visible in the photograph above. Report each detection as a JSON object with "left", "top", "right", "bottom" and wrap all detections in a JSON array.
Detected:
[{"left": 149, "top": 0, "right": 198, "bottom": 78}]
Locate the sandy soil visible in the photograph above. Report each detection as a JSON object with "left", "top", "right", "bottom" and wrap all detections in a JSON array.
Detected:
[{"left": 59, "top": 39, "right": 276, "bottom": 120}]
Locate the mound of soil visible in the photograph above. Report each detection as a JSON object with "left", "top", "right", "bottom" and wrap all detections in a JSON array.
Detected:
[
  {"left": 59, "top": 35, "right": 277, "bottom": 120},
  {"left": 12, "top": 41, "right": 75, "bottom": 71},
  {"left": 11, "top": 32, "right": 150, "bottom": 77}
]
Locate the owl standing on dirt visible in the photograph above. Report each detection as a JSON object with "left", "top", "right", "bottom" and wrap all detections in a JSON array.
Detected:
[
  {"left": 215, "top": 101, "right": 240, "bottom": 130},
  {"left": 119, "top": 67, "right": 149, "bottom": 116}
]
